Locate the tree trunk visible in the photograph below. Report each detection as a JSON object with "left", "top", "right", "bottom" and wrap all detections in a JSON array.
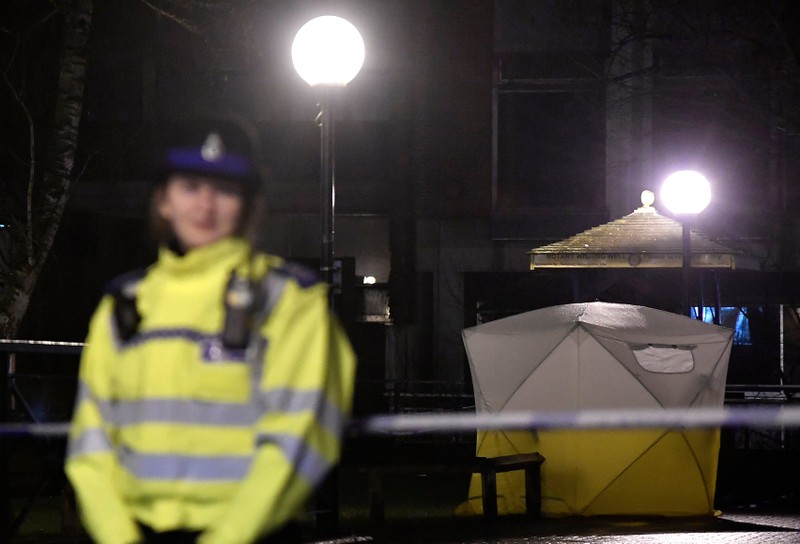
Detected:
[{"left": 0, "top": 0, "right": 93, "bottom": 338}]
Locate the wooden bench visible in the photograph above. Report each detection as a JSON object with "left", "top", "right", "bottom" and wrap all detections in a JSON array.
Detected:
[{"left": 365, "top": 452, "right": 545, "bottom": 525}]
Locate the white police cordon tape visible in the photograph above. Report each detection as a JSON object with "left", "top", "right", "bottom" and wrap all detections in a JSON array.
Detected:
[
  {"left": 355, "top": 406, "right": 800, "bottom": 434},
  {"left": 3, "top": 406, "right": 800, "bottom": 437},
  {"left": 0, "top": 423, "right": 71, "bottom": 437}
]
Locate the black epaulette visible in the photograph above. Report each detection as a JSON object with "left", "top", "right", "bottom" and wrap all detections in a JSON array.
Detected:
[
  {"left": 272, "top": 261, "right": 321, "bottom": 289},
  {"left": 106, "top": 268, "right": 147, "bottom": 343}
]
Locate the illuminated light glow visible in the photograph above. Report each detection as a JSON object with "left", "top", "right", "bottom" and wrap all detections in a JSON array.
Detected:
[
  {"left": 362, "top": 276, "right": 377, "bottom": 285},
  {"left": 659, "top": 170, "right": 711, "bottom": 215},
  {"left": 292, "top": 16, "right": 365, "bottom": 87},
  {"left": 640, "top": 190, "right": 655, "bottom": 208}
]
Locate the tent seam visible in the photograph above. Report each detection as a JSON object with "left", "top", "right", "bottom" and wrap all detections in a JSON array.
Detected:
[
  {"left": 578, "top": 430, "right": 670, "bottom": 515},
  {"left": 678, "top": 430, "right": 715, "bottom": 508},
  {"left": 496, "top": 323, "right": 580, "bottom": 412},
  {"left": 688, "top": 336, "right": 733, "bottom": 406}
]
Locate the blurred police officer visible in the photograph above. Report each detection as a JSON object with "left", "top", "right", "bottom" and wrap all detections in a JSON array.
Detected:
[{"left": 66, "top": 117, "right": 356, "bottom": 544}]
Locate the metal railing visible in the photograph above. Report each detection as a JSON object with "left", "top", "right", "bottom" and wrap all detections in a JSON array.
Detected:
[{"left": 0, "top": 340, "right": 83, "bottom": 542}]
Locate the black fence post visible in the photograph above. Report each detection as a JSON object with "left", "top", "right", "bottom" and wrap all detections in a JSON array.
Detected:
[{"left": 1, "top": 351, "right": 12, "bottom": 541}]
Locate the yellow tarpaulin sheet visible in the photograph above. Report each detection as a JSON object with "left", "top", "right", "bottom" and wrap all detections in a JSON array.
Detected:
[{"left": 457, "top": 428, "right": 720, "bottom": 517}]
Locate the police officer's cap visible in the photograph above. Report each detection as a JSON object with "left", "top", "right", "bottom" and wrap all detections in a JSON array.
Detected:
[{"left": 158, "top": 116, "right": 262, "bottom": 189}]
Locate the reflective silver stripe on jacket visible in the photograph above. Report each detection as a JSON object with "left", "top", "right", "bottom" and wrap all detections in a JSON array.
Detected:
[
  {"left": 246, "top": 270, "right": 288, "bottom": 380},
  {"left": 255, "top": 432, "right": 333, "bottom": 485},
  {"left": 119, "top": 447, "right": 252, "bottom": 481},
  {"left": 76, "top": 381, "right": 261, "bottom": 428},
  {"left": 67, "top": 428, "right": 114, "bottom": 458},
  {"left": 258, "top": 388, "right": 346, "bottom": 437},
  {"left": 78, "top": 381, "right": 341, "bottom": 433},
  {"left": 112, "top": 398, "right": 260, "bottom": 427}
]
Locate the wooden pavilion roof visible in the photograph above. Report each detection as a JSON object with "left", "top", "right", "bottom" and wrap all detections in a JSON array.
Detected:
[{"left": 529, "top": 202, "right": 739, "bottom": 270}]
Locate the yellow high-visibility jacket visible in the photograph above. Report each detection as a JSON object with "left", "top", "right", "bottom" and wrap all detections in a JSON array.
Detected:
[{"left": 65, "top": 237, "right": 356, "bottom": 544}]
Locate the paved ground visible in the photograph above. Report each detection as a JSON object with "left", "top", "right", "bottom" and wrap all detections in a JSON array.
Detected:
[
  {"left": 319, "top": 468, "right": 800, "bottom": 544},
  {"left": 9, "top": 499, "right": 800, "bottom": 543},
  {"left": 322, "top": 508, "right": 800, "bottom": 544}
]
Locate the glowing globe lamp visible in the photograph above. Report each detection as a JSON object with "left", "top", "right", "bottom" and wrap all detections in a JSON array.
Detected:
[
  {"left": 660, "top": 170, "right": 711, "bottom": 215},
  {"left": 291, "top": 16, "right": 365, "bottom": 88}
]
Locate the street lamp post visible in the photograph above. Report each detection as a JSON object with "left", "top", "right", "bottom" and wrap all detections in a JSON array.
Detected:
[
  {"left": 660, "top": 170, "right": 711, "bottom": 317},
  {"left": 291, "top": 16, "right": 364, "bottom": 536},
  {"left": 291, "top": 15, "right": 365, "bottom": 293}
]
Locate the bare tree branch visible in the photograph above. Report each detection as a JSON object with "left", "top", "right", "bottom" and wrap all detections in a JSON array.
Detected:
[
  {"left": 1, "top": 69, "right": 36, "bottom": 266},
  {"left": 0, "top": 0, "right": 93, "bottom": 337},
  {"left": 137, "top": 0, "right": 202, "bottom": 34}
]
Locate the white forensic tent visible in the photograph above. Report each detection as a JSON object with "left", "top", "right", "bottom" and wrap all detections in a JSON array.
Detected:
[{"left": 457, "top": 302, "right": 733, "bottom": 517}]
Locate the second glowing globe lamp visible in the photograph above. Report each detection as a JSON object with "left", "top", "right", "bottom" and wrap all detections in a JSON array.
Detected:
[{"left": 660, "top": 170, "right": 711, "bottom": 216}]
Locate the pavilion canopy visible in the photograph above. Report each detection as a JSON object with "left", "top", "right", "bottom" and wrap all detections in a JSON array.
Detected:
[{"left": 528, "top": 202, "right": 741, "bottom": 270}]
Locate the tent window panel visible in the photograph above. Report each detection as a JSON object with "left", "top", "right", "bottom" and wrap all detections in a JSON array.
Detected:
[{"left": 632, "top": 345, "right": 695, "bottom": 374}]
